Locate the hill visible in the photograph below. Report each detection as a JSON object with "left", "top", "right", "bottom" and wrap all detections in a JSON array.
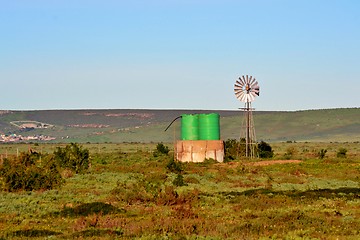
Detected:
[{"left": 0, "top": 108, "right": 359, "bottom": 143}]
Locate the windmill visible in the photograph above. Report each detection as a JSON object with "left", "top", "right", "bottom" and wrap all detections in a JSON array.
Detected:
[{"left": 234, "top": 75, "right": 260, "bottom": 158}]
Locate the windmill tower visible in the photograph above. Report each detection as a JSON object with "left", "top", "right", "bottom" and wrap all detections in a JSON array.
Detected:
[{"left": 234, "top": 75, "right": 260, "bottom": 158}]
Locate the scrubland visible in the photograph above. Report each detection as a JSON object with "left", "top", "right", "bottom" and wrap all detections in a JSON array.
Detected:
[{"left": 0, "top": 142, "right": 359, "bottom": 239}]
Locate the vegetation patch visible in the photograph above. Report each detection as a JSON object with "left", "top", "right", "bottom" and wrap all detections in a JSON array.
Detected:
[
  {"left": 0, "top": 142, "right": 359, "bottom": 239},
  {"left": 0, "top": 152, "right": 63, "bottom": 192}
]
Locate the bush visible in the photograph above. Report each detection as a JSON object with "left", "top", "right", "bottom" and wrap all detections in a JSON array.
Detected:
[
  {"left": 173, "top": 174, "right": 187, "bottom": 187},
  {"left": 166, "top": 158, "right": 183, "bottom": 174},
  {"left": 54, "top": 143, "right": 90, "bottom": 174},
  {"left": 284, "top": 146, "right": 298, "bottom": 160},
  {"left": 153, "top": 143, "right": 170, "bottom": 157},
  {"left": 318, "top": 149, "right": 327, "bottom": 159},
  {"left": 257, "top": 141, "right": 274, "bottom": 158},
  {"left": 224, "top": 138, "right": 246, "bottom": 161},
  {"left": 337, "top": 148, "right": 347, "bottom": 158},
  {"left": 156, "top": 186, "right": 199, "bottom": 207},
  {"left": 111, "top": 178, "right": 155, "bottom": 204},
  {"left": 0, "top": 152, "right": 63, "bottom": 192}
]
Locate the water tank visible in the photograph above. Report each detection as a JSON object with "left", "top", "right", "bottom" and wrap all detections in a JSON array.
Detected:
[
  {"left": 181, "top": 114, "right": 199, "bottom": 140},
  {"left": 199, "top": 113, "right": 220, "bottom": 140}
]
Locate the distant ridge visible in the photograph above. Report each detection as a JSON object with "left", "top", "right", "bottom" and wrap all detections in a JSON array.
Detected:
[{"left": 0, "top": 108, "right": 359, "bottom": 143}]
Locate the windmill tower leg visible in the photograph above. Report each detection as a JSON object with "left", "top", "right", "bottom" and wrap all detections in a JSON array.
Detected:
[
  {"left": 246, "top": 101, "right": 250, "bottom": 157},
  {"left": 241, "top": 101, "right": 256, "bottom": 158}
]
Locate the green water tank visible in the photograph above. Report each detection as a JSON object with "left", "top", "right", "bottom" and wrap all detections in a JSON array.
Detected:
[
  {"left": 199, "top": 113, "right": 220, "bottom": 140},
  {"left": 181, "top": 114, "right": 199, "bottom": 140}
]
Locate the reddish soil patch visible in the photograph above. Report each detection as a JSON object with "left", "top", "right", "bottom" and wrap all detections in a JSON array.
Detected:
[{"left": 247, "top": 160, "right": 302, "bottom": 166}]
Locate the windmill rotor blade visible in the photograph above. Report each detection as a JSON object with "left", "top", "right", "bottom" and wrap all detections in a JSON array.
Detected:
[
  {"left": 234, "top": 87, "right": 244, "bottom": 92},
  {"left": 234, "top": 85, "right": 242, "bottom": 90},
  {"left": 250, "top": 77, "right": 255, "bottom": 86},
  {"left": 250, "top": 79, "right": 257, "bottom": 87},
  {"left": 235, "top": 81, "right": 243, "bottom": 88},
  {"left": 251, "top": 84, "right": 259, "bottom": 91},
  {"left": 242, "top": 95, "right": 248, "bottom": 102},
  {"left": 234, "top": 86, "right": 243, "bottom": 91},
  {"left": 235, "top": 91, "right": 245, "bottom": 100},
  {"left": 238, "top": 91, "right": 245, "bottom": 97},
  {"left": 234, "top": 87, "right": 242, "bottom": 93},
  {"left": 240, "top": 93, "right": 247, "bottom": 102},
  {"left": 250, "top": 92, "right": 258, "bottom": 100},
  {"left": 235, "top": 79, "right": 244, "bottom": 86},
  {"left": 249, "top": 75, "right": 252, "bottom": 83},
  {"left": 249, "top": 94, "right": 254, "bottom": 101},
  {"left": 242, "top": 75, "right": 246, "bottom": 82},
  {"left": 247, "top": 76, "right": 252, "bottom": 84},
  {"left": 250, "top": 88, "right": 259, "bottom": 97},
  {"left": 237, "top": 78, "right": 244, "bottom": 87},
  {"left": 235, "top": 90, "right": 244, "bottom": 97},
  {"left": 250, "top": 77, "right": 256, "bottom": 86},
  {"left": 241, "top": 76, "right": 246, "bottom": 85},
  {"left": 235, "top": 89, "right": 244, "bottom": 94},
  {"left": 251, "top": 82, "right": 258, "bottom": 89}
]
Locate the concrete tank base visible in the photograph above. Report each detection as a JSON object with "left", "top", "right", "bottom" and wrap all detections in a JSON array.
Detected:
[{"left": 176, "top": 140, "right": 224, "bottom": 163}]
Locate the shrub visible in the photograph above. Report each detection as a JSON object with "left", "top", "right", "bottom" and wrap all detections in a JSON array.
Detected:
[
  {"left": 156, "top": 186, "right": 199, "bottom": 206},
  {"left": 54, "top": 143, "right": 90, "bottom": 174},
  {"left": 157, "top": 143, "right": 170, "bottom": 154},
  {"left": 166, "top": 158, "right": 183, "bottom": 174},
  {"left": 224, "top": 138, "right": 246, "bottom": 161},
  {"left": 0, "top": 152, "right": 63, "bottom": 192},
  {"left": 284, "top": 146, "right": 298, "bottom": 160},
  {"left": 111, "top": 174, "right": 166, "bottom": 205},
  {"left": 318, "top": 149, "right": 327, "bottom": 159},
  {"left": 257, "top": 141, "right": 274, "bottom": 158},
  {"left": 111, "top": 179, "right": 155, "bottom": 204},
  {"left": 337, "top": 148, "right": 347, "bottom": 158},
  {"left": 173, "top": 174, "right": 187, "bottom": 187},
  {"left": 153, "top": 143, "right": 170, "bottom": 157}
]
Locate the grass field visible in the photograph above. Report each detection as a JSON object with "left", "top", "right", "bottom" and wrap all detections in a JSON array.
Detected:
[{"left": 0, "top": 142, "right": 360, "bottom": 239}]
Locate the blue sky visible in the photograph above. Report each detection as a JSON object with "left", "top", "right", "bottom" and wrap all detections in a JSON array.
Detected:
[{"left": 1, "top": 0, "right": 359, "bottom": 111}]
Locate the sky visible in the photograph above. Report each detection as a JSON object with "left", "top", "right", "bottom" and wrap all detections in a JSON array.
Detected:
[{"left": 1, "top": 0, "right": 359, "bottom": 111}]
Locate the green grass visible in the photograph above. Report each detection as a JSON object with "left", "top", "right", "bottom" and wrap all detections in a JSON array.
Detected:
[{"left": 0, "top": 142, "right": 360, "bottom": 239}]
